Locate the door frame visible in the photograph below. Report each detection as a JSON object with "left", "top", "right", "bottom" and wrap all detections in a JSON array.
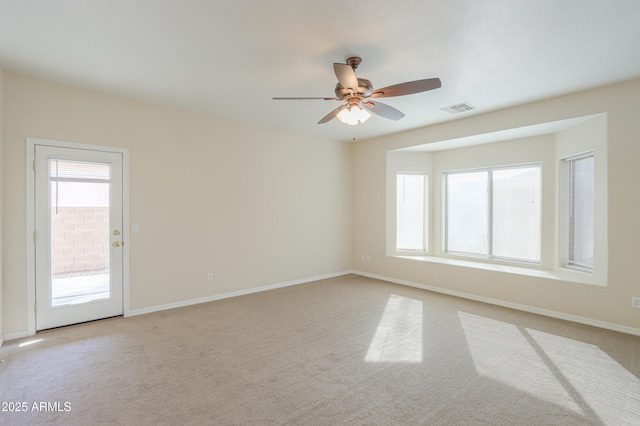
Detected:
[{"left": 26, "top": 137, "right": 130, "bottom": 336}]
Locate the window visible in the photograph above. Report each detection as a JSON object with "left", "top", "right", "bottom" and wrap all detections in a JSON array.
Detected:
[
  {"left": 396, "top": 173, "right": 428, "bottom": 252},
  {"left": 386, "top": 114, "right": 607, "bottom": 285},
  {"left": 564, "top": 153, "right": 594, "bottom": 272},
  {"left": 444, "top": 164, "right": 541, "bottom": 262}
]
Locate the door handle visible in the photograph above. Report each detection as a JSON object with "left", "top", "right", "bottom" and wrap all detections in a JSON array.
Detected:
[{"left": 113, "top": 241, "right": 121, "bottom": 247}]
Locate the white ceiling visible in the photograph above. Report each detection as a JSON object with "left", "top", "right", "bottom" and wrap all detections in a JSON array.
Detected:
[{"left": 1, "top": 0, "right": 639, "bottom": 142}]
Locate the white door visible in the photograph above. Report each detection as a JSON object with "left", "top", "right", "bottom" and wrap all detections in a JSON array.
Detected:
[{"left": 34, "top": 145, "right": 124, "bottom": 330}]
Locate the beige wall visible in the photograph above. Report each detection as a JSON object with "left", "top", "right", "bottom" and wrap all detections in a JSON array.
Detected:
[
  {"left": 2, "top": 72, "right": 352, "bottom": 335},
  {"left": 3, "top": 70, "right": 639, "bottom": 338},
  {"left": 353, "top": 78, "right": 640, "bottom": 330}
]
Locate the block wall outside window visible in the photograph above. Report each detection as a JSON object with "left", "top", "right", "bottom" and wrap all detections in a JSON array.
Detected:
[{"left": 51, "top": 207, "right": 110, "bottom": 276}]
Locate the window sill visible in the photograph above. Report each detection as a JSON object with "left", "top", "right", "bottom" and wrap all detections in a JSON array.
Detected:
[{"left": 392, "top": 255, "right": 605, "bottom": 286}]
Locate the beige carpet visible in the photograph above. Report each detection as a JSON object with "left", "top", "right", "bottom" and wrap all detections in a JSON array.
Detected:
[{"left": 1, "top": 274, "right": 639, "bottom": 425}]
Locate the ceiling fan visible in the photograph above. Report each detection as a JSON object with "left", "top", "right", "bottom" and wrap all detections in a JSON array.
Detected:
[{"left": 273, "top": 57, "right": 441, "bottom": 125}]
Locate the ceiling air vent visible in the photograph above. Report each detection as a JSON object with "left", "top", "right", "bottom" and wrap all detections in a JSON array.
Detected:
[{"left": 441, "top": 102, "right": 476, "bottom": 114}]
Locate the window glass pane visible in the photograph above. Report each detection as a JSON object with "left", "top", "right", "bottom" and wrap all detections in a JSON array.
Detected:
[
  {"left": 396, "top": 174, "right": 426, "bottom": 251},
  {"left": 568, "top": 155, "right": 594, "bottom": 269},
  {"left": 446, "top": 171, "right": 488, "bottom": 255},
  {"left": 492, "top": 167, "right": 541, "bottom": 261}
]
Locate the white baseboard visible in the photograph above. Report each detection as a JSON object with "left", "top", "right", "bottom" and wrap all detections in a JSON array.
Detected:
[
  {"left": 3, "top": 272, "right": 352, "bottom": 339},
  {"left": 10, "top": 269, "right": 632, "bottom": 340},
  {"left": 2, "top": 331, "right": 29, "bottom": 342},
  {"left": 354, "top": 270, "right": 640, "bottom": 337},
  {"left": 127, "top": 270, "right": 352, "bottom": 318}
]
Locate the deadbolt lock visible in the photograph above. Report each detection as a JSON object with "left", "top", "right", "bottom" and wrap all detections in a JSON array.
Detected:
[
  {"left": 113, "top": 241, "right": 121, "bottom": 247},
  {"left": 113, "top": 230, "right": 121, "bottom": 235}
]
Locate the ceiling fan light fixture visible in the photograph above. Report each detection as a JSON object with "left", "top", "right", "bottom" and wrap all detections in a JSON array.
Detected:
[
  {"left": 337, "top": 104, "right": 371, "bottom": 126},
  {"left": 273, "top": 57, "right": 441, "bottom": 126}
]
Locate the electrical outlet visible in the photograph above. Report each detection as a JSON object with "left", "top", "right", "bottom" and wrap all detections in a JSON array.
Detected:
[
  {"left": 207, "top": 273, "right": 214, "bottom": 282},
  {"left": 366, "top": 256, "right": 371, "bottom": 263},
  {"left": 632, "top": 297, "right": 640, "bottom": 309}
]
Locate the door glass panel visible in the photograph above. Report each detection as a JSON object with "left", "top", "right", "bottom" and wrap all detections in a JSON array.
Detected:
[{"left": 50, "top": 160, "right": 111, "bottom": 307}]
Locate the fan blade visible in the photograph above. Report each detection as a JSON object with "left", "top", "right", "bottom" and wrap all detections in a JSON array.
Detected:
[
  {"left": 333, "top": 63, "right": 358, "bottom": 92},
  {"left": 362, "top": 101, "right": 405, "bottom": 121},
  {"left": 273, "top": 97, "right": 338, "bottom": 100},
  {"left": 369, "top": 78, "right": 441, "bottom": 98},
  {"left": 318, "top": 104, "right": 347, "bottom": 124}
]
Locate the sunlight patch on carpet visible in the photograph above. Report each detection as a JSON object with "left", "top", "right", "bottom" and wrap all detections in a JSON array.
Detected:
[
  {"left": 526, "top": 328, "right": 640, "bottom": 424},
  {"left": 459, "top": 311, "right": 640, "bottom": 424},
  {"left": 459, "top": 312, "right": 584, "bottom": 414},
  {"left": 365, "top": 294, "right": 423, "bottom": 363},
  {"left": 18, "top": 339, "right": 43, "bottom": 348}
]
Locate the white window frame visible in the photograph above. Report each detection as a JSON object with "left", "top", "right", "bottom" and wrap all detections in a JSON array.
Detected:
[
  {"left": 443, "top": 163, "right": 542, "bottom": 264},
  {"left": 560, "top": 151, "right": 595, "bottom": 273},
  {"left": 395, "top": 172, "right": 429, "bottom": 255},
  {"left": 385, "top": 114, "right": 607, "bottom": 286}
]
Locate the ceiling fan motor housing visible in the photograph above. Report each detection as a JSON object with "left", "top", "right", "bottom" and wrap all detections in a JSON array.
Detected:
[
  {"left": 335, "top": 78, "right": 373, "bottom": 99},
  {"left": 346, "top": 56, "right": 362, "bottom": 69}
]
